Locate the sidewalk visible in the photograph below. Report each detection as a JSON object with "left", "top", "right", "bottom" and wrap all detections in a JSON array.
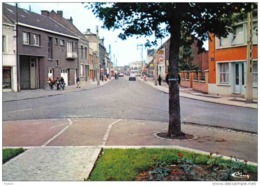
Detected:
[
  {"left": 2, "top": 78, "right": 113, "bottom": 102},
  {"left": 138, "top": 77, "right": 257, "bottom": 109}
]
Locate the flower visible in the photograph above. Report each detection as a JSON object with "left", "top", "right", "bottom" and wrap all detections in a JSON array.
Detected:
[
  {"left": 171, "top": 171, "right": 179, "bottom": 175},
  {"left": 209, "top": 152, "right": 213, "bottom": 156},
  {"left": 178, "top": 152, "right": 184, "bottom": 158},
  {"left": 244, "top": 160, "right": 248, "bottom": 163}
]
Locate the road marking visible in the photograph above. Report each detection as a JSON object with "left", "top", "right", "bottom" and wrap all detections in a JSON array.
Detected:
[
  {"left": 101, "top": 119, "right": 122, "bottom": 147},
  {"left": 41, "top": 118, "right": 73, "bottom": 147},
  {"left": 50, "top": 122, "right": 69, "bottom": 129},
  {"left": 4, "top": 108, "right": 33, "bottom": 114}
]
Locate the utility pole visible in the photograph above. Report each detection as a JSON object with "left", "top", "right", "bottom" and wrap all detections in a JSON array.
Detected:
[
  {"left": 16, "top": 3, "right": 20, "bottom": 92},
  {"left": 96, "top": 25, "right": 100, "bottom": 85},
  {"left": 245, "top": 9, "right": 253, "bottom": 102},
  {"left": 137, "top": 44, "right": 143, "bottom": 77},
  {"left": 109, "top": 44, "right": 111, "bottom": 79}
]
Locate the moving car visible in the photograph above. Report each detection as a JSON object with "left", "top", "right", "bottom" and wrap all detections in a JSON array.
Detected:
[
  {"left": 119, "top": 73, "right": 124, "bottom": 77},
  {"left": 129, "top": 73, "right": 136, "bottom": 81}
]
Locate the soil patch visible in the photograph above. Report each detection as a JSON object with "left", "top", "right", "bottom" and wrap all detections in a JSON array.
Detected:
[{"left": 156, "top": 132, "right": 196, "bottom": 141}]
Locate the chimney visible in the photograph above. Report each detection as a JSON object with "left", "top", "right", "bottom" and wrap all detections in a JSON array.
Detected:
[
  {"left": 41, "top": 10, "right": 49, "bottom": 16},
  {"left": 57, "top": 10, "right": 63, "bottom": 17},
  {"left": 68, "top": 16, "right": 73, "bottom": 23}
]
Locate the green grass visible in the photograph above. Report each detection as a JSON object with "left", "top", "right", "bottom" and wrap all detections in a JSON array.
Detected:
[
  {"left": 3, "top": 148, "right": 25, "bottom": 164},
  {"left": 88, "top": 148, "right": 257, "bottom": 181}
]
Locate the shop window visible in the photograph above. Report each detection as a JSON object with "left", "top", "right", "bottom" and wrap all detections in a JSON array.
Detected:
[{"left": 3, "top": 68, "right": 11, "bottom": 89}]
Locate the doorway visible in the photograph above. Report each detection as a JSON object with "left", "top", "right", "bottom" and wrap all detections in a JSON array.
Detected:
[
  {"left": 30, "top": 57, "right": 36, "bottom": 89},
  {"left": 234, "top": 62, "right": 245, "bottom": 94}
]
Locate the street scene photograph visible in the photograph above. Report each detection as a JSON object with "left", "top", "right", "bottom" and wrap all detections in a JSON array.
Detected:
[{"left": 2, "top": 1, "right": 258, "bottom": 185}]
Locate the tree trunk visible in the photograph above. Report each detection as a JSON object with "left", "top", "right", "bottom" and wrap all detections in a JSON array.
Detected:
[{"left": 167, "top": 14, "right": 183, "bottom": 137}]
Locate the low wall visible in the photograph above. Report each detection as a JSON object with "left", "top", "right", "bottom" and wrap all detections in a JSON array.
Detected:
[{"left": 180, "top": 70, "right": 208, "bottom": 93}]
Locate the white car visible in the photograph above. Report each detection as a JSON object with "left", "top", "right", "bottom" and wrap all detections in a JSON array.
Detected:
[
  {"left": 129, "top": 74, "right": 136, "bottom": 81},
  {"left": 119, "top": 73, "right": 124, "bottom": 77}
]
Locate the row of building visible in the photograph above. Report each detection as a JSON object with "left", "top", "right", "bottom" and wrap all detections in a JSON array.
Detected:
[
  {"left": 3, "top": 3, "right": 113, "bottom": 92},
  {"left": 146, "top": 11, "right": 258, "bottom": 99}
]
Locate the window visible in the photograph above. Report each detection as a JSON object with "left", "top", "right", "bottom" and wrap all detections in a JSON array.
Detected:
[
  {"left": 253, "top": 62, "right": 258, "bottom": 84},
  {"left": 23, "top": 32, "right": 30, "bottom": 45},
  {"left": 80, "top": 45, "right": 84, "bottom": 59},
  {"left": 67, "top": 41, "right": 73, "bottom": 53},
  {"left": 33, "top": 34, "right": 40, "bottom": 46},
  {"left": 85, "top": 47, "right": 88, "bottom": 59},
  {"left": 81, "top": 64, "right": 84, "bottom": 77},
  {"left": 3, "top": 67, "right": 11, "bottom": 89},
  {"left": 60, "top": 39, "right": 65, "bottom": 46},
  {"left": 48, "top": 37, "right": 53, "bottom": 59},
  {"left": 232, "top": 25, "right": 244, "bottom": 45},
  {"left": 2, "top": 35, "right": 6, "bottom": 52},
  {"left": 55, "top": 38, "right": 58, "bottom": 45},
  {"left": 219, "top": 63, "right": 229, "bottom": 84}
]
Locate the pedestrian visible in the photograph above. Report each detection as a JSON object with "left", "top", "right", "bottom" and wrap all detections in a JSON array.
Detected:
[
  {"left": 76, "top": 77, "right": 80, "bottom": 88},
  {"left": 158, "top": 75, "right": 162, "bottom": 86},
  {"left": 166, "top": 74, "right": 169, "bottom": 85},
  {"left": 178, "top": 74, "right": 181, "bottom": 85},
  {"left": 60, "top": 77, "right": 65, "bottom": 90},
  {"left": 56, "top": 77, "right": 60, "bottom": 90},
  {"left": 48, "top": 78, "right": 55, "bottom": 90}
]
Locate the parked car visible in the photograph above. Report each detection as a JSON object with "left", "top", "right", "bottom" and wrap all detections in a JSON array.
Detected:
[
  {"left": 119, "top": 73, "right": 124, "bottom": 77},
  {"left": 129, "top": 74, "right": 136, "bottom": 81}
]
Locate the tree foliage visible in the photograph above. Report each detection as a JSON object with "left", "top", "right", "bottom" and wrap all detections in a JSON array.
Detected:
[{"left": 88, "top": 3, "right": 255, "bottom": 50}]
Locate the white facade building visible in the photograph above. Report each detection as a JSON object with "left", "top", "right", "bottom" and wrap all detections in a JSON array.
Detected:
[{"left": 3, "top": 22, "right": 17, "bottom": 92}]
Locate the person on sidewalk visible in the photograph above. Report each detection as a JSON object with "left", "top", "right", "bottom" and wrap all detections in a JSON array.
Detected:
[
  {"left": 60, "top": 77, "right": 65, "bottom": 90},
  {"left": 48, "top": 78, "right": 55, "bottom": 90},
  {"left": 158, "top": 75, "right": 162, "bottom": 86},
  {"left": 56, "top": 77, "right": 60, "bottom": 90},
  {"left": 76, "top": 77, "right": 80, "bottom": 88},
  {"left": 166, "top": 74, "right": 169, "bottom": 85}
]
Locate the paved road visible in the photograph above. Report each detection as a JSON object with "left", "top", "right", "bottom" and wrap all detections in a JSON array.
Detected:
[{"left": 3, "top": 77, "right": 258, "bottom": 133}]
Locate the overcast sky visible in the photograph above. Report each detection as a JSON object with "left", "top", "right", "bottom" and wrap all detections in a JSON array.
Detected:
[{"left": 7, "top": 2, "right": 170, "bottom": 66}]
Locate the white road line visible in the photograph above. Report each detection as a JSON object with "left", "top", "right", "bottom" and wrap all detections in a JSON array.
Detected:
[
  {"left": 41, "top": 118, "right": 73, "bottom": 147},
  {"left": 101, "top": 119, "right": 122, "bottom": 147},
  {"left": 4, "top": 108, "right": 33, "bottom": 114},
  {"left": 50, "top": 122, "right": 69, "bottom": 129}
]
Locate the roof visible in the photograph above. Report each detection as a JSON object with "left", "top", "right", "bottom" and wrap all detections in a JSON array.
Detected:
[
  {"left": 49, "top": 10, "right": 88, "bottom": 42},
  {"left": 3, "top": 3, "right": 77, "bottom": 39}
]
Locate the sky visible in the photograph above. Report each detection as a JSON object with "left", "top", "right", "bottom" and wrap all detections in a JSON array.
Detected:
[{"left": 6, "top": 2, "right": 170, "bottom": 66}]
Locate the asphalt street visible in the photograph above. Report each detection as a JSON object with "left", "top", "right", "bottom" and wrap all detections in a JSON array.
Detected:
[{"left": 3, "top": 77, "right": 258, "bottom": 133}]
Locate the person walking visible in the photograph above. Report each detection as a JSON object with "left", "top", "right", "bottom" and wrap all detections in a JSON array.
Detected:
[
  {"left": 56, "top": 77, "right": 60, "bottom": 90},
  {"left": 76, "top": 77, "right": 80, "bottom": 88},
  {"left": 158, "top": 75, "right": 162, "bottom": 86},
  {"left": 165, "top": 74, "right": 169, "bottom": 85},
  {"left": 60, "top": 77, "right": 65, "bottom": 90},
  {"left": 48, "top": 78, "right": 55, "bottom": 90}
]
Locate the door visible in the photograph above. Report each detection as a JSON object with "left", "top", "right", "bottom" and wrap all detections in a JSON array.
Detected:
[
  {"left": 61, "top": 69, "right": 68, "bottom": 85},
  {"left": 30, "top": 57, "right": 36, "bottom": 89},
  {"left": 234, "top": 63, "right": 245, "bottom": 94}
]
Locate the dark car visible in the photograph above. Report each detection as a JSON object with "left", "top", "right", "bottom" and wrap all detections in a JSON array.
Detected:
[{"left": 129, "top": 74, "right": 136, "bottom": 81}]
